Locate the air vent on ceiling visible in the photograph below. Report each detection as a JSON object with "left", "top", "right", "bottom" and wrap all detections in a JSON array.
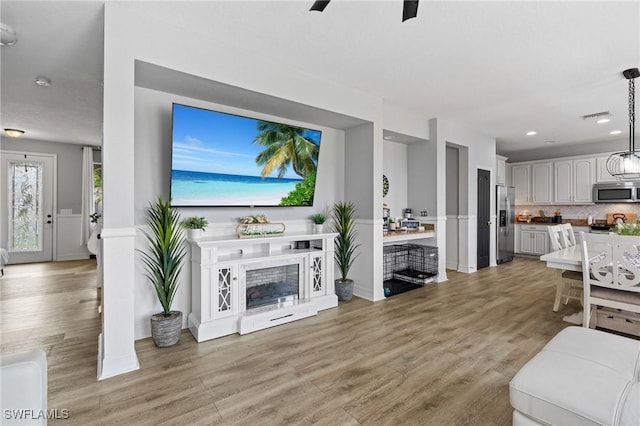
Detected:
[{"left": 580, "top": 111, "right": 611, "bottom": 120}]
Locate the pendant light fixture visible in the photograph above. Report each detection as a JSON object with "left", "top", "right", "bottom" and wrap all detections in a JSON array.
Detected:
[{"left": 606, "top": 67, "right": 640, "bottom": 179}]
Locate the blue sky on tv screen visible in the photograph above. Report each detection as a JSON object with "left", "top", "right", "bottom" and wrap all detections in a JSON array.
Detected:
[{"left": 172, "top": 104, "right": 321, "bottom": 180}]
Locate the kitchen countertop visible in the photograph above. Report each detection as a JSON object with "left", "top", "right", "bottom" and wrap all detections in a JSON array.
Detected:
[
  {"left": 383, "top": 228, "right": 435, "bottom": 243},
  {"left": 516, "top": 219, "right": 589, "bottom": 226}
]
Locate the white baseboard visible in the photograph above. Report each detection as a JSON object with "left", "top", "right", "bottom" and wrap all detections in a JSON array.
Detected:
[
  {"left": 56, "top": 253, "right": 90, "bottom": 261},
  {"left": 56, "top": 214, "right": 91, "bottom": 261}
]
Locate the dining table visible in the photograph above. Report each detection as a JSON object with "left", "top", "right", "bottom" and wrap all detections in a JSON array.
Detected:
[
  {"left": 540, "top": 245, "right": 583, "bottom": 272},
  {"left": 539, "top": 245, "right": 584, "bottom": 324}
]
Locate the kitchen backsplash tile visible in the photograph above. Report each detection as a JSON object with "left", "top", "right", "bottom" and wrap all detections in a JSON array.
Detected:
[{"left": 517, "top": 204, "right": 640, "bottom": 221}]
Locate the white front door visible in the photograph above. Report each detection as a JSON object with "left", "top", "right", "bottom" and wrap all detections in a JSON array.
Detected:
[{"left": 1, "top": 152, "right": 55, "bottom": 263}]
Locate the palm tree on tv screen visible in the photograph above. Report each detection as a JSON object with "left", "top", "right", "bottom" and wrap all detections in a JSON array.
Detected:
[{"left": 253, "top": 121, "right": 319, "bottom": 178}]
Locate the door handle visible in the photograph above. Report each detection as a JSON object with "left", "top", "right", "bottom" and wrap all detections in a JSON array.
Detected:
[
  {"left": 46, "top": 220, "right": 52, "bottom": 224},
  {"left": 487, "top": 221, "right": 492, "bottom": 226}
]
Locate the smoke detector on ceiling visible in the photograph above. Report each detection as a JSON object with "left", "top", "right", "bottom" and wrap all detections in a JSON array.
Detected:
[
  {"left": 0, "top": 23, "right": 17, "bottom": 46},
  {"left": 35, "top": 77, "right": 51, "bottom": 87}
]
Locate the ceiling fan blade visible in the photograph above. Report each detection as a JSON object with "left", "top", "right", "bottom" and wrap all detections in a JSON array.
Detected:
[
  {"left": 310, "top": 1, "right": 331, "bottom": 12},
  {"left": 402, "top": 0, "right": 419, "bottom": 22}
]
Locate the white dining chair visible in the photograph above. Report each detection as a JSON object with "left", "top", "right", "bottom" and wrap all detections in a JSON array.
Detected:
[
  {"left": 547, "top": 224, "right": 582, "bottom": 311},
  {"left": 580, "top": 233, "right": 640, "bottom": 330}
]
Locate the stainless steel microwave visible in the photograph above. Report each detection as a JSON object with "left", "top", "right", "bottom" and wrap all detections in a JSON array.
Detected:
[{"left": 593, "top": 181, "right": 640, "bottom": 203}]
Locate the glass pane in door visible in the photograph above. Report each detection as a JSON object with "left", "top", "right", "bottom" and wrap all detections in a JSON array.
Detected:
[{"left": 8, "top": 161, "right": 44, "bottom": 252}]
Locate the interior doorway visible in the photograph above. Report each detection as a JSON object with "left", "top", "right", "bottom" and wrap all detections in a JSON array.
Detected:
[
  {"left": 0, "top": 151, "right": 56, "bottom": 263},
  {"left": 477, "top": 168, "right": 491, "bottom": 269}
]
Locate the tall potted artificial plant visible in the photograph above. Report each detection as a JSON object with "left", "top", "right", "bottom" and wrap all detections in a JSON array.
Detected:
[
  {"left": 331, "top": 201, "right": 360, "bottom": 301},
  {"left": 139, "top": 197, "right": 187, "bottom": 347}
]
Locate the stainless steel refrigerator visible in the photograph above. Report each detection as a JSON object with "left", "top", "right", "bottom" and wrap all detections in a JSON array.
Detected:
[{"left": 496, "top": 185, "right": 515, "bottom": 264}]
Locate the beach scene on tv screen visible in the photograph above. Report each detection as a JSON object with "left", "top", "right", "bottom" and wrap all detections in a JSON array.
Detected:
[{"left": 171, "top": 104, "right": 321, "bottom": 206}]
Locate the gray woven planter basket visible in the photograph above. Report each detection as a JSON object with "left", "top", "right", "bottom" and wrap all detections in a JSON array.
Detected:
[
  {"left": 150, "top": 311, "right": 182, "bottom": 347},
  {"left": 335, "top": 279, "right": 354, "bottom": 301}
]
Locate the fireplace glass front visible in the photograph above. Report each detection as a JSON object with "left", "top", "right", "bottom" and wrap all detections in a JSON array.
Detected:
[{"left": 245, "top": 264, "right": 299, "bottom": 310}]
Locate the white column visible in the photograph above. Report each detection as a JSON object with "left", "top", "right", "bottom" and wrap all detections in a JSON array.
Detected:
[
  {"left": 344, "top": 122, "right": 384, "bottom": 301},
  {"left": 98, "top": 3, "right": 139, "bottom": 380},
  {"left": 98, "top": 229, "right": 139, "bottom": 379}
]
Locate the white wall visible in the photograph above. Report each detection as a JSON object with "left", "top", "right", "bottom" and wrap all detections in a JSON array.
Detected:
[
  {"left": 132, "top": 86, "right": 346, "bottom": 339},
  {"left": 102, "top": 1, "right": 388, "bottom": 370},
  {"left": 101, "top": 2, "right": 494, "bottom": 378},
  {"left": 446, "top": 146, "right": 459, "bottom": 270},
  {"left": 382, "top": 101, "right": 430, "bottom": 141},
  {"left": 1, "top": 137, "right": 87, "bottom": 214},
  {"left": 56, "top": 215, "right": 91, "bottom": 260},
  {"left": 382, "top": 141, "right": 408, "bottom": 219},
  {"left": 1, "top": 138, "right": 98, "bottom": 262},
  {"left": 344, "top": 122, "right": 384, "bottom": 301},
  {"left": 432, "top": 119, "right": 497, "bottom": 272}
]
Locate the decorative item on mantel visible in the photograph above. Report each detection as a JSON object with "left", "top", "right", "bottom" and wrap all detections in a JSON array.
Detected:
[
  {"left": 236, "top": 214, "right": 286, "bottom": 238},
  {"left": 182, "top": 216, "right": 208, "bottom": 240},
  {"left": 310, "top": 213, "right": 327, "bottom": 234}
]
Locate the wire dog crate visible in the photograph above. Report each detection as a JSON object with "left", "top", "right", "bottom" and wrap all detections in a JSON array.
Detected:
[{"left": 383, "top": 244, "right": 438, "bottom": 297}]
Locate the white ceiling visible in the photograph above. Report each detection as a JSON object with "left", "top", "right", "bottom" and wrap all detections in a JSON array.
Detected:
[{"left": 1, "top": 1, "right": 638, "bottom": 160}]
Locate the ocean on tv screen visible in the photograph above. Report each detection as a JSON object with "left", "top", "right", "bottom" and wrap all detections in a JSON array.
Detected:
[
  {"left": 171, "top": 169, "right": 307, "bottom": 206},
  {"left": 170, "top": 103, "right": 322, "bottom": 207}
]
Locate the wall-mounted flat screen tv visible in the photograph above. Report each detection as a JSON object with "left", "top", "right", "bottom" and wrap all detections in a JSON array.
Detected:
[{"left": 170, "top": 103, "right": 322, "bottom": 207}]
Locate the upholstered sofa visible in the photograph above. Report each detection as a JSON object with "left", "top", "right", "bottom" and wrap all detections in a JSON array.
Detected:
[{"left": 510, "top": 326, "right": 639, "bottom": 425}]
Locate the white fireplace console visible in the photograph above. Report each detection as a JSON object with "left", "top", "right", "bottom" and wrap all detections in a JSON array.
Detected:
[{"left": 188, "top": 232, "right": 338, "bottom": 342}]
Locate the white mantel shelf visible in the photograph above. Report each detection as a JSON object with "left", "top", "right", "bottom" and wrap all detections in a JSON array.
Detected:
[
  {"left": 188, "top": 232, "right": 338, "bottom": 342},
  {"left": 383, "top": 230, "right": 435, "bottom": 244},
  {"left": 191, "top": 231, "right": 338, "bottom": 245}
]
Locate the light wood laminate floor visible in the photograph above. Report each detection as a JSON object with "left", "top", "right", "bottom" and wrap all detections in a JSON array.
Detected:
[{"left": 1, "top": 257, "right": 577, "bottom": 425}]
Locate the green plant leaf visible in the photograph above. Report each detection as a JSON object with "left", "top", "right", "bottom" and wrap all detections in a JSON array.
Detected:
[
  {"left": 136, "top": 196, "right": 187, "bottom": 316},
  {"left": 331, "top": 201, "right": 360, "bottom": 280}
]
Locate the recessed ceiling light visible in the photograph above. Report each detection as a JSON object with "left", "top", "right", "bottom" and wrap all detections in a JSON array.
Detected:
[
  {"left": 526, "top": 131, "right": 537, "bottom": 136},
  {"left": 0, "top": 23, "right": 17, "bottom": 46},
  {"left": 4, "top": 128, "right": 25, "bottom": 138},
  {"left": 544, "top": 140, "right": 556, "bottom": 144},
  {"left": 596, "top": 118, "right": 611, "bottom": 124},
  {"left": 610, "top": 130, "right": 622, "bottom": 135},
  {"left": 34, "top": 77, "right": 51, "bottom": 87}
]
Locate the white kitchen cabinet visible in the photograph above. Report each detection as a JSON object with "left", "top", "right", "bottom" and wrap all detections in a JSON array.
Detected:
[
  {"left": 512, "top": 163, "right": 531, "bottom": 204},
  {"left": 553, "top": 158, "right": 595, "bottom": 204},
  {"left": 496, "top": 155, "right": 508, "bottom": 185},
  {"left": 531, "top": 162, "right": 553, "bottom": 204},
  {"left": 596, "top": 156, "right": 618, "bottom": 182},
  {"left": 519, "top": 225, "right": 549, "bottom": 255},
  {"left": 512, "top": 162, "right": 553, "bottom": 205},
  {"left": 554, "top": 160, "right": 573, "bottom": 203}
]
